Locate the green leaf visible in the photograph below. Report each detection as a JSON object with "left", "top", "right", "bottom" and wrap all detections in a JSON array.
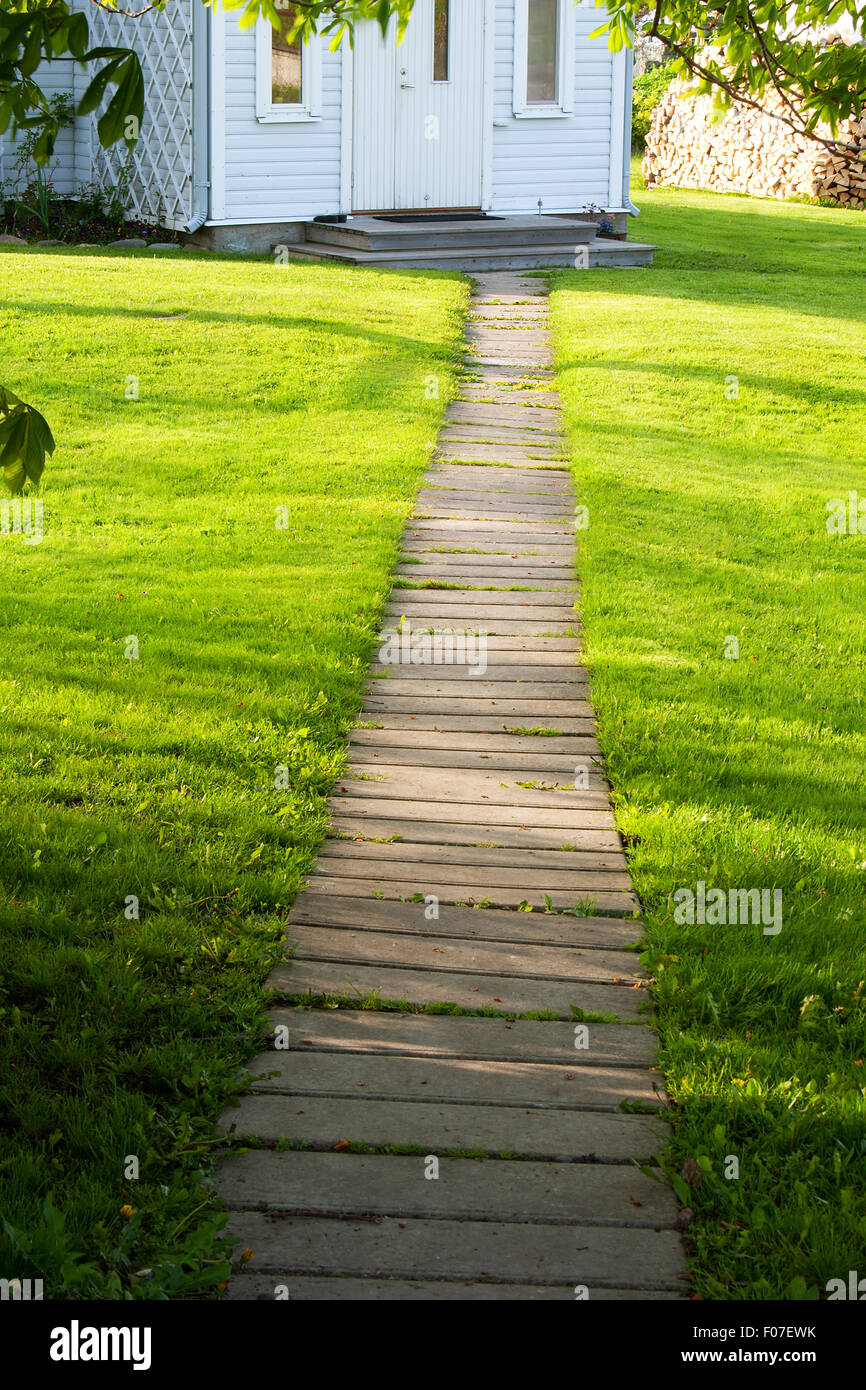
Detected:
[
  {"left": 672, "top": 1174, "right": 690, "bottom": 1205},
  {"left": 96, "top": 53, "right": 144, "bottom": 149},
  {"left": 0, "top": 388, "right": 55, "bottom": 495}
]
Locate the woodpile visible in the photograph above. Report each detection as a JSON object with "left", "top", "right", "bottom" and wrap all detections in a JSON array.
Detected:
[{"left": 644, "top": 79, "right": 866, "bottom": 208}]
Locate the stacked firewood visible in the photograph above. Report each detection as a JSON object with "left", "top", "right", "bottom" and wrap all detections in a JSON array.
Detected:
[{"left": 643, "top": 79, "right": 866, "bottom": 208}]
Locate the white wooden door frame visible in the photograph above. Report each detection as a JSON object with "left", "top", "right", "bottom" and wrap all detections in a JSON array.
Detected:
[{"left": 344, "top": 0, "right": 495, "bottom": 214}]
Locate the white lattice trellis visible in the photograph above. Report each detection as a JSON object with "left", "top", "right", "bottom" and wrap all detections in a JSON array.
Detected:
[{"left": 86, "top": 1, "right": 196, "bottom": 230}]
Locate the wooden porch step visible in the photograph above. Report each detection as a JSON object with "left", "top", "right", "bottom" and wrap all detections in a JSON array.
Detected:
[{"left": 290, "top": 239, "right": 656, "bottom": 271}]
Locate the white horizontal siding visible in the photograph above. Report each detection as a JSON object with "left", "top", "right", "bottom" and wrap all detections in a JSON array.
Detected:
[
  {"left": 490, "top": 0, "right": 614, "bottom": 213},
  {"left": 222, "top": 20, "right": 343, "bottom": 221},
  {"left": 0, "top": 59, "right": 77, "bottom": 197}
]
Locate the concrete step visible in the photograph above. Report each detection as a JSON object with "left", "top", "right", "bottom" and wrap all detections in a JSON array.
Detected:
[
  {"left": 307, "top": 214, "right": 598, "bottom": 252},
  {"left": 290, "top": 239, "right": 656, "bottom": 270}
]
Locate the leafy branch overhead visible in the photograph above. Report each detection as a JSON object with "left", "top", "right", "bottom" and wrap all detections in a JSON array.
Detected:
[{"left": 592, "top": 1, "right": 866, "bottom": 156}]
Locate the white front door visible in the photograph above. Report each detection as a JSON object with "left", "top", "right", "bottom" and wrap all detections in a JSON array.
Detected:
[{"left": 352, "top": 0, "right": 486, "bottom": 212}]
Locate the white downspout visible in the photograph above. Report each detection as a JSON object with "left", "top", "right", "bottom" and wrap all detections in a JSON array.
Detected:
[
  {"left": 186, "top": 0, "right": 210, "bottom": 232},
  {"left": 622, "top": 44, "right": 640, "bottom": 216}
]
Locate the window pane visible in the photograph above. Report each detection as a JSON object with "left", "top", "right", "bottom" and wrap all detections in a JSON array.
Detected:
[
  {"left": 433, "top": 0, "right": 449, "bottom": 82},
  {"left": 272, "top": 3, "right": 303, "bottom": 105},
  {"left": 527, "top": 0, "right": 558, "bottom": 104}
]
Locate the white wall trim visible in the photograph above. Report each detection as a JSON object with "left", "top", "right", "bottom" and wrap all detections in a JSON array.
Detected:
[
  {"left": 608, "top": 44, "right": 626, "bottom": 210},
  {"left": 209, "top": 5, "right": 226, "bottom": 220},
  {"left": 512, "top": 0, "right": 575, "bottom": 118},
  {"left": 339, "top": 36, "right": 354, "bottom": 212},
  {"left": 255, "top": 16, "right": 322, "bottom": 122},
  {"left": 480, "top": 0, "right": 496, "bottom": 208}
]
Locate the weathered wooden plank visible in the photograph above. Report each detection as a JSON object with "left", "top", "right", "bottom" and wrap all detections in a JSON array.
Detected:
[
  {"left": 336, "top": 765, "right": 608, "bottom": 806},
  {"left": 265, "top": 1005, "right": 653, "bottom": 1065},
  {"left": 407, "top": 517, "right": 573, "bottom": 533},
  {"left": 464, "top": 356, "right": 555, "bottom": 373},
  {"left": 394, "top": 573, "right": 577, "bottom": 590},
  {"left": 329, "top": 797, "right": 616, "bottom": 830},
  {"left": 331, "top": 817, "right": 616, "bottom": 849},
  {"left": 401, "top": 542, "right": 577, "bottom": 557},
  {"left": 416, "top": 504, "right": 571, "bottom": 523},
  {"left": 225, "top": 1212, "right": 682, "bottom": 1288},
  {"left": 242, "top": 1052, "right": 659, "bottom": 1110},
  {"left": 417, "top": 495, "right": 569, "bottom": 513},
  {"left": 429, "top": 460, "right": 568, "bottom": 477},
  {"left": 348, "top": 727, "right": 596, "bottom": 752},
  {"left": 368, "top": 674, "right": 587, "bottom": 692},
  {"left": 342, "top": 761, "right": 604, "bottom": 792},
  {"left": 419, "top": 487, "right": 570, "bottom": 508},
  {"left": 362, "top": 698, "right": 594, "bottom": 717},
  {"left": 371, "top": 644, "right": 582, "bottom": 663},
  {"left": 310, "top": 858, "right": 630, "bottom": 892},
  {"left": 302, "top": 876, "right": 635, "bottom": 914},
  {"left": 286, "top": 925, "right": 639, "bottom": 982},
  {"left": 272, "top": 961, "right": 643, "bottom": 1018},
  {"left": 288, "top": 894, "right": 638, "bottom": 948},
  {"left": 353, "top": 713, "right": 595, "bottom": 732},
  {"left": 370, "top": 643, "right": 582, "bottom": 664},
  {"left": 383, "top": 597, "right": 575, "bottom": 619},
  {"left": 223, "top": 1275, "right": 685, "bottom": 1301},
  {"left": 438, "top": 426, "right": 564, "bottom": 449},
  {"left": 215, "top": 1152, "right": 675, "bottom": 1225},
  {"left": 399, "top": 561, "right": 573, "bottom": 578},
  {"left": 423, "top": 477, "right": 570, "bottom": 498},
  {"left": 378, "top": 624, "right": 579, "bottom": 639},
  {"left": 379, "top": 623, "right": 579, "bottom": 639},
  {"left": 466, "top": 327, "right": 551, "bottom": 344},
  {"left": 458, "top": 387, "right": 561, "bottom": 407},
  {"left": 436, "top": 445, "right": 564, "bottom": 465},
  {"left": 427, "top": 459, "right": 569, "bottom": 477},
  {"left": 424, "top": 485, "right": 569, "bottom": 503},
  {"left": 405, "top": 518, "right": 573, "bottom": 535},
  {"left": 222, "top": 1095, "right": 662, "bottom": 1161},
  {"left": 348, "top": 747, "right": 601, "bottom": 773}
]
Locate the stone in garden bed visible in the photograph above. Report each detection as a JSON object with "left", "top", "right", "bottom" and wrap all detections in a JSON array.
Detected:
[
  {"left": 106, "top": 237, "right": 148, "bottom": 249},
  {"left": 0, "top": 233, "right": 26, "bottom": 245},
  {"left": 36, "top": 239, "right": 67, "bottom": 247}
]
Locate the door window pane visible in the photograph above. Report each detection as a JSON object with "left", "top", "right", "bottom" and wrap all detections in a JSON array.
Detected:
[
  {"left": 272, "top": 2, "right": 303, "bottom": 105},
  {"left": 433, "top": 0, "right": 450, "bottom": 82},
  {"left": 527, "top": 0, "right": 558, "bottom": 104}
]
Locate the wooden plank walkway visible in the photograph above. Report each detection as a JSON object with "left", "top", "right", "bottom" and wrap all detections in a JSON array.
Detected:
[{"left": 215, "top": 272, "right": 686, "bottom": 1301}]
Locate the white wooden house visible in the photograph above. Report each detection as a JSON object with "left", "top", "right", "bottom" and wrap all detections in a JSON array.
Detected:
[{"left": 2, "top": 1, "right": 653, "bottom": 265}]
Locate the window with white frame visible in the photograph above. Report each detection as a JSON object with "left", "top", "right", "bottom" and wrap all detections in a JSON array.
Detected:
[
  {"left": 513, "top": 0, "right": 575, "bottom": 117},
  {"left": 256, "top": 2, "right": 322, "bottom": 122}
]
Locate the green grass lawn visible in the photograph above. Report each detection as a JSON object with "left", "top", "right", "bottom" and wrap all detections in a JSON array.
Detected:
[
  {"left": 0, "top": 247, "right": 465, "bottom": 1296},
  {"left": 551, "top": 166, "right": 866, "bottom": 1299}
]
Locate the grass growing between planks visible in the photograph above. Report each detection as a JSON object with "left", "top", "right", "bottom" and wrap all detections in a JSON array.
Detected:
[
  {"left": 550, "top": 168, "right": 866, "bottom": 1300},
  {"left": 0, "top": 246, "right": 465, "bottom": 1296}
]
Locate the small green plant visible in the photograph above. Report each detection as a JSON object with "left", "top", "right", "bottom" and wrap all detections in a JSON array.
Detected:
[{"left": 7, "top": 93, "right": 75, "bottom": 234}]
